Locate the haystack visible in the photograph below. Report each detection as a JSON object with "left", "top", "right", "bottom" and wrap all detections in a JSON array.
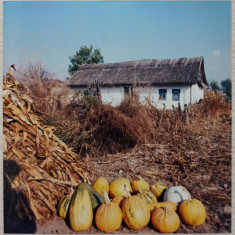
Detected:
[{"left": 3, "top": 70, "right": 90, "bottom": 225}]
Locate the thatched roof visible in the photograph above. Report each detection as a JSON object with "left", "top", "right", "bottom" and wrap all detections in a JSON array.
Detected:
[{"left": 66, "top": 57, "right": 208, "bottom": 88}]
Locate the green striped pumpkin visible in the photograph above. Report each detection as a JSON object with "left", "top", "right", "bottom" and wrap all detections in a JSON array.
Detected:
[
  {"left": 137, "top": 189, "right": 158, "bottom": 203},
  {"left": 78, "top": 182, "right": 105, "bottom": 211},
  {"left": 57, "top": 195, "right": 71, "bottom": 219},
  {"left": 69, "top": 188, "right": 93, "bottom": 231}
]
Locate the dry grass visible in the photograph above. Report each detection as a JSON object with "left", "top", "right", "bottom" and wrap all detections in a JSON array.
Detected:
[
  {"left": 17, "top": 64, "right": 230, "bottom": 155},
  {"left": 14, "top": 63, "right": 231, "bottom": 158},
  {"left": 39, "top": 88, "right": 231, "bottom": 158},
  {"left": 17, "top": 69, "right": 231, "bottom": 157},
  {"left": 15, "top": 63, "right": 72, "bottom": 114}
]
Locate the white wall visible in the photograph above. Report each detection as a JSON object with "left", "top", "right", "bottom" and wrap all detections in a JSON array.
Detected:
[
  {"left": 100, "top": 87, "right": 124, "bottom": 106},
  {"left": 70, "top": 86, "right": 125, "bottom": 106},
  {"left": 71, "top": 84, "right": 204, "bottom": 109},
  {"left": 135, "top": 86, "right": 190, "bottom": 109},
  {"left": 191, "top": 83, "right": 204, "bottom": 103}
]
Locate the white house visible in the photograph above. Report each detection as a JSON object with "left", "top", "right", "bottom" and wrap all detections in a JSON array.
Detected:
[{"left": 66, "top": 57, "right": 208, "bottom": 109}]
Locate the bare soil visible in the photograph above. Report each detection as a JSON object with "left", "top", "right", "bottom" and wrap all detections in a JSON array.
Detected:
[{"left": 36, "top": 119, "right": 231, "bottom": 234}]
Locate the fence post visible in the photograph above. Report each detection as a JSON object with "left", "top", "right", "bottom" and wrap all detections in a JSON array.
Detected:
[{"left": 183, "top": 104, "right": 188, "bottom": 124}]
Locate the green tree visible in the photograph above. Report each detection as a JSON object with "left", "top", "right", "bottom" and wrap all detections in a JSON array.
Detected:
[
  {"left": 210, "top": 80, "right": 220, "bottom": 92},
  {"left": 220, "top": 78, "right": 231, "bottom": 102},
  {"left": 68, "top": 45, "right": 104, "bottom": 75}
]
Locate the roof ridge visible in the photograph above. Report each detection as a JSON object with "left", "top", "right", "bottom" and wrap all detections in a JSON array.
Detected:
[{"left": 80, "top": 56, "right": 203, "bottom": 67}]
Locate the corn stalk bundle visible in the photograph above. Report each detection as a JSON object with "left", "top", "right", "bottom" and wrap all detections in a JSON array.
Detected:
[{"left": 3, "top": 71, "right": 90, "bottom": 224}]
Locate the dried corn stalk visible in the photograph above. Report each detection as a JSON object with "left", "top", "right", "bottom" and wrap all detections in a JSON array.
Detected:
[{"left": 3, "top": 71, "right": 90, "bottom": 224}]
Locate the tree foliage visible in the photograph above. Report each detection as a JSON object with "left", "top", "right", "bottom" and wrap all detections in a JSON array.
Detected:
[
  {"left": 68, "top": 45, "right": 104, "bottom": 75},
  {"left": 210, "top": 80, "right": 220, "bottom": 92},
  {"left": 220, "top": 78, "right": 231, "bottom": 102}
]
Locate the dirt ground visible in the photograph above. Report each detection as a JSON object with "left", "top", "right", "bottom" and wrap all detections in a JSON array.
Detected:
[{"left": 36, "top": 118, "right": 231, "bottom": 234}]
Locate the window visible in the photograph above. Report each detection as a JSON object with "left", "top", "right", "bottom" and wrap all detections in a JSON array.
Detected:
[
  {"left": 124, "top": 86, "right": 130, "bottom": 96},
  {"left": 159, "top": 89, "right": 167, "bottom": 100},
  {"left": 172, "top": 89, "right": 180, "bottom": 101},
  {"left": 83, "top": 85, "right": 101, "bottom": 97},
  {"left": 83, "top": 89, "right": 89, "bottom": 96},
  {"left": 124, "top": 86, "right": 134, "bottom": 96}
]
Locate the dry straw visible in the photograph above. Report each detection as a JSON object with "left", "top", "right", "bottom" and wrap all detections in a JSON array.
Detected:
[{"left": 3, "top": 72, "right": 90, "bottom": 226}]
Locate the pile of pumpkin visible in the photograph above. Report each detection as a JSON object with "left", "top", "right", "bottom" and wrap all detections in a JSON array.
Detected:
[{"left": 57, "top": 176, "right": 206, "bottom": 233}]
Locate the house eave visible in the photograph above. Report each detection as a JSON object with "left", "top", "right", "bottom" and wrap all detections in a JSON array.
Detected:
[{"left": 67, "top": 81, "right": 195, "bottom": 88}]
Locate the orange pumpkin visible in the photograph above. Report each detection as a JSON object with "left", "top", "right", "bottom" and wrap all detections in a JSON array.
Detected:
[
  {"left": 148, "top": 201, "right": 177, "bottom": 213},
  {"left": 112, "top": 195, "right": 124, "bottom": 207},
  {"left": 151, "top": 204, "right": 180, "bottom": 233},
  {"left": 95, "top": 190, "right": 122, "bottom": 232},
  {"left": 179, "top": 197, "right": 206, "bottom": 226}
]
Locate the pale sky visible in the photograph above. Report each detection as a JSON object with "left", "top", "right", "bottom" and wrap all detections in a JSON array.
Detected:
[{"left": 3, "top": 1, "right": 232, "bottom": 83}]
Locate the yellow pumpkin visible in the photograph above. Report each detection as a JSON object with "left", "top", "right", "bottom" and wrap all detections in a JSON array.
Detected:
[
  {"left": 122, "top": 184, "right": 150, "bottom": 230},
  {"left": 179, "top": 197, "right": 206, "bottom": 226},
  {"left": 148, "top": 201, "right": 177, "bottom": 213},
  {"left": 151, "top": 205, "right": 180, "bottom": 233},
  {"left": 137, "top": 189, "right": 157, "bottom": 203},
  {"left": 112, "top": 195, "right": 124, "bottom": 207},
  {"left": 131, "top": 175, "right": 150, "bottom": 193},
  {"left": 151, "top": 182, "right": 168, "bottom": 198},
  {"left": 69, "top": 188, "right": 93, "bottom": 231},
  {"left": 95, "top": 190, "right": 122, "bottom": 232},
  {"left": 92, "top": 177, "right": 109, "bottom": 196},
  {"left": 109, "top": 177, "right": 133, "bottom": 198}
]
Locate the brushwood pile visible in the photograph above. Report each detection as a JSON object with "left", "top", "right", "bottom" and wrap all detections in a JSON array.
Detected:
[{"left": 3, "top": 72, "right": 90, "bottom": 226}]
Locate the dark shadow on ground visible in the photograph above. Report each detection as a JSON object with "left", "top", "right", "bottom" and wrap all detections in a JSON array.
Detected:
[{"left": 4, "top": 159, "right": 36, "bottom": 233}]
